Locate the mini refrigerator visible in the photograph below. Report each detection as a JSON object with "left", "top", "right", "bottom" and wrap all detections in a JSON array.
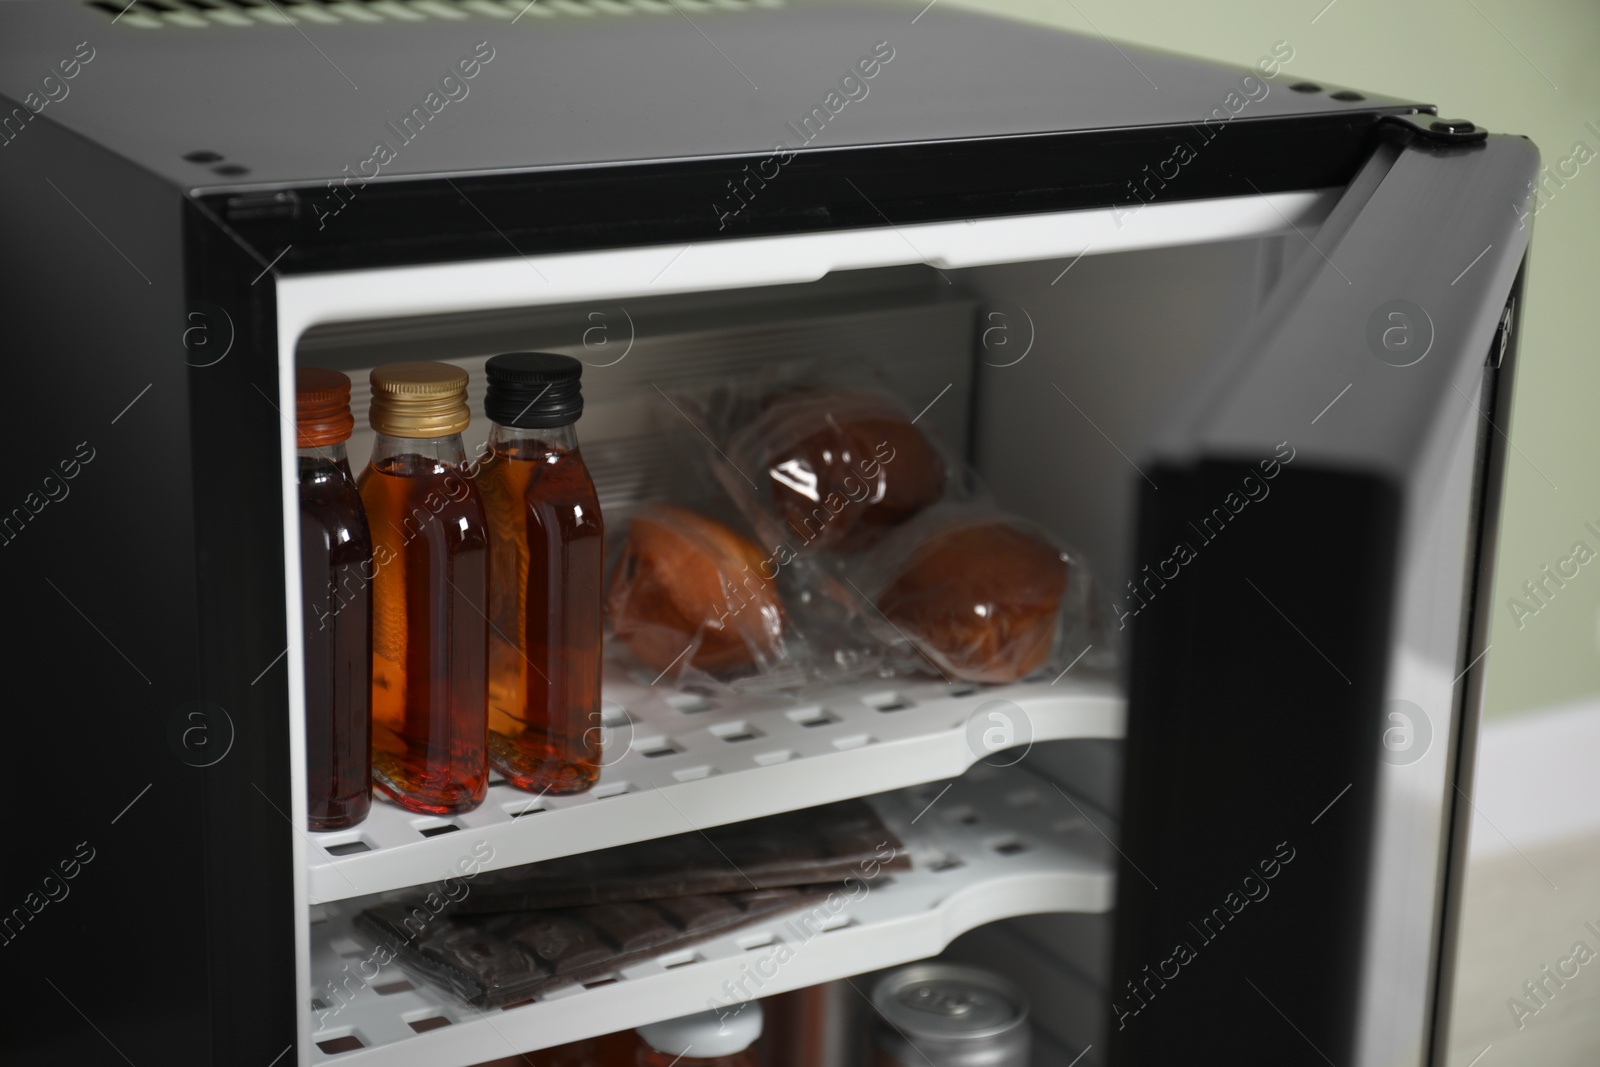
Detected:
[{"left": 0, "top": 1, "right": 1533, "bottom": 1065}]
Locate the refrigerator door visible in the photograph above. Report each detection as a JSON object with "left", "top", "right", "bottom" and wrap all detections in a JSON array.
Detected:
[{"left": 1110, "top": 126, "right": 1537, "bottom": 1067}]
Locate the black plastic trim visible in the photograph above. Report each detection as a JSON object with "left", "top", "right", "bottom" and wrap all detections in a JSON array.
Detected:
[
  {"left": 182, "top": 199, "right": 300, "bottom": 1064},
  {"left": 202, "top": 110, "right": 1420, "bottom": 275}
]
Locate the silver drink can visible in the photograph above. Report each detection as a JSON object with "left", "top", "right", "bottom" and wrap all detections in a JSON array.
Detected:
[{"left": 870, "top": 963, "right": 1031, "bottom": 1067}]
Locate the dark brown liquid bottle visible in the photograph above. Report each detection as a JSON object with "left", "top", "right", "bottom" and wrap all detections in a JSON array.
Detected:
[
  {"left": 297, "top": 368, "right": 372, "bottom": 832},
  {"left": 357, "top": 362, "right": 490, "bottom": 815},
  {"left": 479, "top": 352, "right": 604, "bottom": 795}
]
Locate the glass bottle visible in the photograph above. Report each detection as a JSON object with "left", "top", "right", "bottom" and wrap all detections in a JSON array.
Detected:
[
  {"left": 635, "top": 1005, "right": 763, "bottom": 1067},
  {"left": 296, "top": 368, "right": 373, "bottom": 832},
  {"left": 479, "top": 352, "right": 604, "bottom": 795},
  {"left": 357, "top": 362, "right": 490, "bottom": 815}
]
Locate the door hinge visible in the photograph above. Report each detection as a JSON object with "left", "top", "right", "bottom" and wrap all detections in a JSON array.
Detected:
[{"left": 1381, "top": 112, "right": 1489, "bottom": 145}]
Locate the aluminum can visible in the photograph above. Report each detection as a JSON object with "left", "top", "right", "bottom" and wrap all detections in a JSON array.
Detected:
[{"left": 870, "top": 963, "right": 1030, "bottom": 1067}]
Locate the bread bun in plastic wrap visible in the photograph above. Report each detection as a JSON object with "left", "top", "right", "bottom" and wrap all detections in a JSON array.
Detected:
[
  {"left": 874, "top": 516, "right": 1073, "bottom": 684},
  {"left": 729, "top": 390, "right": 946, "bottom": 553},
  {"left": 607, "top": 504, "right": 786, "bottom": 679}
]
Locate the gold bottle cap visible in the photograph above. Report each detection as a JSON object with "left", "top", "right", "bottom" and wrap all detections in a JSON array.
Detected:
[{"left": 369, "top": 362, "right": 471, "bottom": 438}]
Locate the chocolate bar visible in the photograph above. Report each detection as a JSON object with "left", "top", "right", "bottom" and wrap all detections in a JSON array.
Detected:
[
  {"left": 452, "top": 798, "right": 909, "bottom": 914},
  {"left": 356, "top": 886, "right": 838, "bottom": 1008}
]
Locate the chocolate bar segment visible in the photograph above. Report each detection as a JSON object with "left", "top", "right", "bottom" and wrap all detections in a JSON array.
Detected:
[
  {"left": 455, "top": 798, "right": 909, "bottom": 914},
  {"left": 654, "top": 893, "right": 741, "bottom": 933},
  {"left": 361, "top": 901, "right": 455, "bottom": 946},
  {"left": 501, "top": 913, "right": 614, "bottom": 975},
  {"left": 354, "top": 885, "right": 836, "bottom": 1008},
  {"left": 573, "top": 902, "right": 677, "bottom": 954},
  {"left": 419, "top": 927, "right": 547, "bottom": 991}
]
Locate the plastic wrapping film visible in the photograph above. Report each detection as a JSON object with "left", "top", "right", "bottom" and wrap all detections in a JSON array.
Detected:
[
  {"left": 723, "top": 387, "right": 953, "bottom": 554},
  {"left": 606, "top": 379, "right": 955, "bottom": 691},
  {"left": 354, "top": 886, "right": 839, "bottom": 1009},
  {"left": 450, "top": 798, "right": 912, "bottom": 913},
  {"left": 606, "top": 501, "right": 793, "bottom": 685},
  {"left": 652, "top": 370, "right": 1116, "bottom": 687},
  {"left": 349, "top": 798, "right": 913, "bottom": 1009},
  {"left": 847, "top": 503, "right": 1111, "bottom": 685},
  {"left": 602, "top": 495, "right": 892, "bottom": 693}
]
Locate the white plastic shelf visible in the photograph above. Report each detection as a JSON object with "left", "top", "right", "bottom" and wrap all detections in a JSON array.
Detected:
[
  {"left": 307, "top": 667, "right": 1123, "bottom": 904},
  {"left": 307, "top": 764, "right": 1115, "bottom": 1066}
]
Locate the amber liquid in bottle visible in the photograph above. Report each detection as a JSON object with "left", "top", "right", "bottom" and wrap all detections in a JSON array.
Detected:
[
  {"left": 481, "top": 423, "right": 604, "bottom": 794},
  {"left": 299, "top": 444, "right": 373, "bottom": 831},
  {"left": 358, "top": 434, "right": 490, "bottom": 815}
]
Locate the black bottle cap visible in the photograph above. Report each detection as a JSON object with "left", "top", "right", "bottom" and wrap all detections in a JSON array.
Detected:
[{"left": 484, "top": 352, "right": 584, "bottom": 428}]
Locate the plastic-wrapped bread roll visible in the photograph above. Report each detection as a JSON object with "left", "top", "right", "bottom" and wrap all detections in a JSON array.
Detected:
[
  {"left": 729, "top": 389, "right": 946, "bottom": 553},
  {"left": 607, "top": 504, "right": 787, "bottom": 678},
  {"left": 875, "top": 516, "right": 1071, "bottom": 684}
]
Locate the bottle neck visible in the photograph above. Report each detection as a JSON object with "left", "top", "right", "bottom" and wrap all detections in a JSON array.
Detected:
[
  {"left": 298, "top": 441, "right": 349, "bottom": 464},
  {"left": 298, "top": 442, "right": 352, "bottom": 486},
  {"left": 368, "top": 432, "right": 469, "bottom": 473},
  {"left": 489, "top": 421, "right": 578, "bottom": 460}
]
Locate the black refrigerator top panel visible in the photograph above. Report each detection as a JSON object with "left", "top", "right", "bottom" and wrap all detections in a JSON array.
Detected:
[
  {"left": 0, "top": 0, "right": 1425, "bottom": 269},
  {"left": 1, "top": 0, "right": 1415, "bottom": 186}
]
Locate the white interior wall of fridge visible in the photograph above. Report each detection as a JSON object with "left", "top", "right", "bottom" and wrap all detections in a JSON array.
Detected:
[{"left": 274, "top": 192, "right": 1317, "bottom": 1066}]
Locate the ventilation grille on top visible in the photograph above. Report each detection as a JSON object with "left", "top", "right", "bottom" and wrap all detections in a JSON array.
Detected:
[{"left": 90, "top": 0, "right": 784, "bottom": 30}]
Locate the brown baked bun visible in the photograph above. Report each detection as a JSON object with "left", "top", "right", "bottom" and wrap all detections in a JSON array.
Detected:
[
  {"left": 735, "top": 390, "right": 945, "bottom": 553},
  {"left": 608, "top": 504, "right": 786, "bottom": 677},
  {"left": 876, "top": 519, "right": 1069, "bottom": 683}
]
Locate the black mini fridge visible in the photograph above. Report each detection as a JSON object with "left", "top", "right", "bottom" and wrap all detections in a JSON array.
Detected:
[{"left": 0, "top": 1, "right": 1533, "bottom": 1064}]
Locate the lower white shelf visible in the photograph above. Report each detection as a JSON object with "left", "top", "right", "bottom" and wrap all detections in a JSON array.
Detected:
[
  {"left": 307, "top": 763, "right": 1116, "bottom": 1066},
  {"left": 306, "top": 665, "right": 1122, "bottom": 903}
]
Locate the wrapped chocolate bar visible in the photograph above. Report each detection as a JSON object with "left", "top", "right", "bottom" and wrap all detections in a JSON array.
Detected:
[
  {"left": 453, "top": 798, "right": 910, "bottom": 914},
  {"left": 356, "top": 886, "right": 838, "bottom": 1008},
  {"left": 354, "top": 798, "right": 916, "bottom": 1008}
]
